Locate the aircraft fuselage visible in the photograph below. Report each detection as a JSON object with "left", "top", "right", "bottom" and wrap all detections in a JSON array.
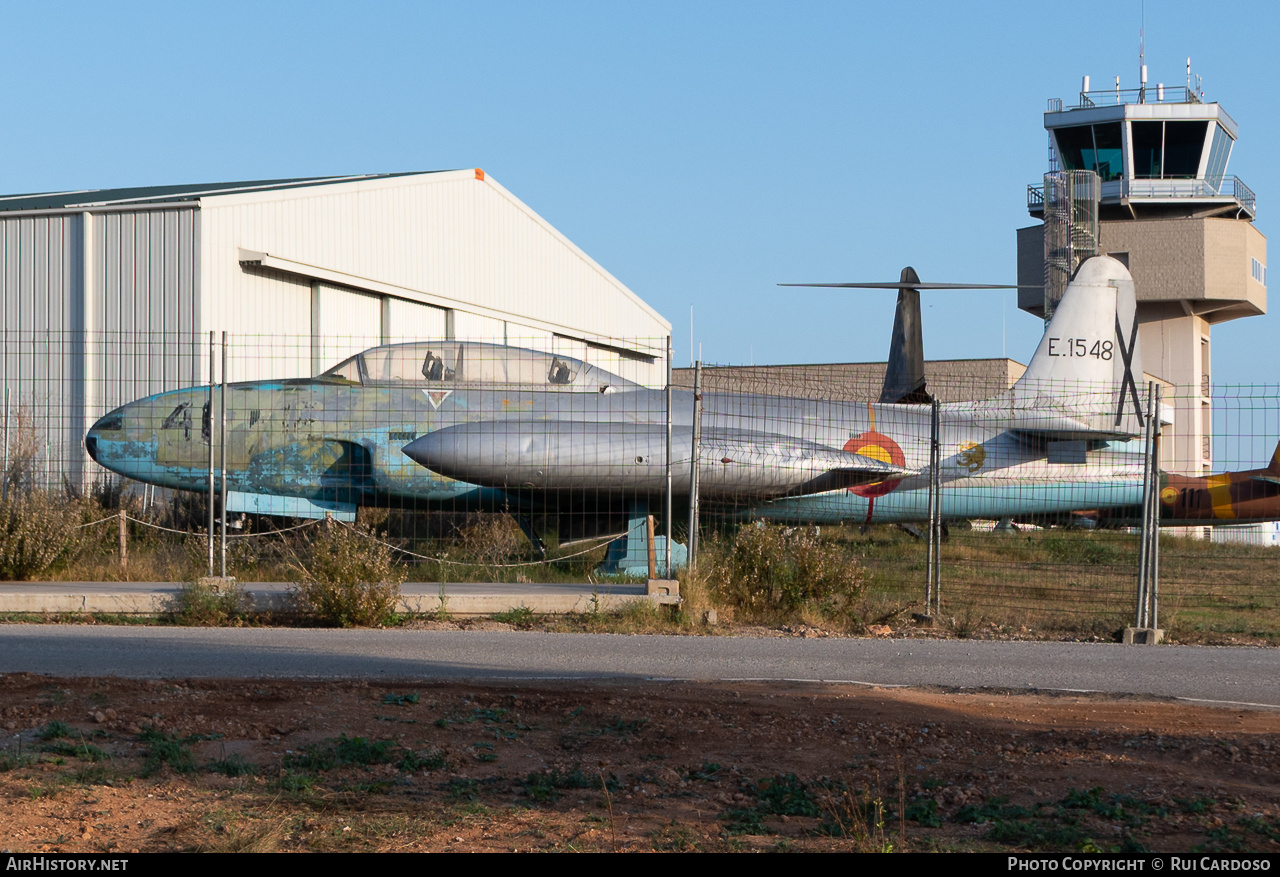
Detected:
[{"left": 86, "top": 368, "right": 1147, "bottom": 524}]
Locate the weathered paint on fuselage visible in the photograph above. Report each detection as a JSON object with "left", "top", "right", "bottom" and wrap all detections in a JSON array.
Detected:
[
  {"left": 88, "top": 373, "right": 1147, "bottom": 524},
  {"left": 1089, "top": 444, "right": 1280, "bottom": 526},
  {"left": 88, "top": 377, "right": 493, "bottom": 509},
  {"left": 710, "top": 401, "right": 1146, "bottom": 524}
]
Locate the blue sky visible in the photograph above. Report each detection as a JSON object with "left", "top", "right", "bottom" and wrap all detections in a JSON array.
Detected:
[{"left": 5, "top": 0, "right": 1278, "bottom": 382}]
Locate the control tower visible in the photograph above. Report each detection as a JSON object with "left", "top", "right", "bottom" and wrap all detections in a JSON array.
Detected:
[{"left": 1016, "top": 69, "right": 1266, "bottom": 475}]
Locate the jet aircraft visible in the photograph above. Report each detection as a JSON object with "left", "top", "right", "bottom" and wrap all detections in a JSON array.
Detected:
[
  {"left": 83, "top": 337, "right": 909, "bottom": 528},
  {"left": 86, "top": 254, "right": 1162, "bottom": 536},
  {"left": 1092, "top": 440, "right": 1280, "bottom": 526},
  {"left": 402, "top": 255, "right": 1156, "bottom": 526}
]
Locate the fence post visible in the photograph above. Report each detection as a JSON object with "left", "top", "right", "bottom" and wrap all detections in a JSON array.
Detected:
[
  {"left": 687, "top": 360, "right": 703, "bottom": 569},
  {"left": 647, "top": 514, "right": 657, "bottom": 580},
  {"left": 220, "top": 331, "right": 228, "bottom": 579},
  {"left": 1151, "top": 385, "right": 1162, "bottom": 630},
  {"left": 664, "top": 335, "right": 673, "bottom": 578},
  {"left": 207, "top": 331, "right": 215, "bottom": 578},
  {"left": 1135, "top": 384, "right": 1152, "bottom": 629},
  {"left": 118, "top": 509, "right": 127, "bottom": 571},
  {"left": 1131, "top": 381, "right": 1163, "bottom": 643},
  {"left": 925, "top": 398, "right": 942, "bottom": 616},
  {"left": 2, "top": 387, "right": 8, "bottom": 502}
]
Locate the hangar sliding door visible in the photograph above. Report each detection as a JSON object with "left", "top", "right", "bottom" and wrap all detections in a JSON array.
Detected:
[
  {"left": 385, "top": 299, "right": 448, "bottom": 345},
  {"left": 313, "top": 283, "right": 382, "bottom": 373}
]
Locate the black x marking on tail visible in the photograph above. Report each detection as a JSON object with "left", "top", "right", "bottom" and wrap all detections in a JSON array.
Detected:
[{"left": 1114, "top": 314, "right": 1145, "bottom": 428}]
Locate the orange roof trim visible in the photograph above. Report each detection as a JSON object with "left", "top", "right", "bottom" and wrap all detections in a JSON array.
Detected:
[{"left": 474, "top": 169, "right": 485, "bottom": 181}]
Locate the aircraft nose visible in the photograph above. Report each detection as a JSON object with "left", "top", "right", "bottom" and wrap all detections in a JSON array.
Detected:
[{"left": 85, "top": 410, "right": 126, "bottom": 464}]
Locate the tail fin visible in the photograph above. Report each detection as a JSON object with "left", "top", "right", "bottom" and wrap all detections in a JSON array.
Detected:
[
  {"left": 1011, "top": 255, "right": 1146, "bottom": 436},
  {"left": 1244, "top": 440, "right": 1280, "bottom": 486},
  {"left": 879, "top": 267, "right": 931, "bottom": 404}
]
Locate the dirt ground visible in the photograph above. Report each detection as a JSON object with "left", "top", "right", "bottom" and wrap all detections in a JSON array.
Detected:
[{"left": 1, "top": 672, "right": 1278, "bottom": 853}]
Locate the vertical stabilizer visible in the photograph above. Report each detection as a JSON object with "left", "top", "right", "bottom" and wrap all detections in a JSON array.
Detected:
[
  {"left": 879, "top": 267, "right": 932, "bottom": 404},
  {"left": 1267, "top": 440, "right": 1280, "bottom": 475},
  {"left": 1011, "top": 255, "right": 1146, "bottom": 436}
]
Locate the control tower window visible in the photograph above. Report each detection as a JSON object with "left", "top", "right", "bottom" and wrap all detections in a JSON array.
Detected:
[
  {"left": 1132, "top": 121, "right": 1163, "bottom": 178},
  {"left": 1091, "top": 123, "right": 1122, "bottom": 181},
  {"left": 1131, "top": 120, "right": 1212, "bottom": 180},
  {"left": 1054, "top": 123, "right": 1123, "bottom": 182},
  {"left": 1204, "top": 123, "right": 1232, "bottom": 186},
  {"left": 1164, "top": 121, "right": 1209, "bottom": 178}
]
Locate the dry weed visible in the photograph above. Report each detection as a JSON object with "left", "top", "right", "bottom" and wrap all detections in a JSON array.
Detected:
[
  {"left": 289, "top": 517, "right": 405, "bottom": 627},
  {"left": 453, "top": 513, "right": 525, "bottom": 567},
  {"left": 0, "top": 490, "right": 82, "bottom": 580},
  {"left": 1, "top": 405, "right": 41, "bottom": 495},
  {"left": 701, "top": 523, "right": 866, "bottom": 625}
]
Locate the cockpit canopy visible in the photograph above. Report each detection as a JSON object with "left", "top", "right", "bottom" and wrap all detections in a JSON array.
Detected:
[{"left": 321, "top": 341, "right": 638, "bottom": 392}]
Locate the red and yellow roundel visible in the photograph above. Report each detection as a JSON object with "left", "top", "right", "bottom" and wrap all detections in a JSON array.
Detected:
[
  {"left": 1160, "top": 486, "right": 1179, "bottom": 506},
  {"left": 844, "top": 430, "right": 905, "bottom": 498}
]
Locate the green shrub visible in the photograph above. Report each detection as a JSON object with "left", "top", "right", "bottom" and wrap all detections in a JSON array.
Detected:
[
  {"left": 491, "top": 605, "right": 536, "bottom": 627},
  {"left": 206, "top": 754, "right": 256, "bottom": 777},
  {"left": 702, "top": 524, "right": 865, "bottom": 623},
  {"left": 37, "top": 721, "right": 72, "bottom": 741},
  {"left": 523, "top": 767, "right": 615, "bottom": 802},
  {"left": 0, "top": 491, "right": 82, "bottom": 580},
  {"left": 173, "top": 579, "right": 249, "bottom": 625},
  {"left": 283, "top": 734, "right": 396, "bottom": 771},
  {"left": 290, "top": 518, "right": 405, "bottom": 627},
  {"left": 139, "top": 727, "right": 197, "bottom": 775},
  {"left": 1041, "top": 533, "right": 1123, "bottom": 566}
]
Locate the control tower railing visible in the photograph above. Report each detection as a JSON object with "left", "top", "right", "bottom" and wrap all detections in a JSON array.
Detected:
[
  {"left": 1028, "top": 175, "right": 1255, "bottom": 219},
  {"left": 1047, "top": 86, "right": 1203, "bottom": 113}
]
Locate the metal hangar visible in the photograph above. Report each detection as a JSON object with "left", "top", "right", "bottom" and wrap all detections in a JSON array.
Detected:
[{"left": 0, "top": 169, "right": 672, "bottom": 486}]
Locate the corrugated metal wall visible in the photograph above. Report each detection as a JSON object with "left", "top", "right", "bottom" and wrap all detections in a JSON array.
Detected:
[
  {"left": 0, "top": 213, "right": 82, "bottom": 488},
  {"left": 0, "top": 208, "right": 199, "bottom": 486},
  {"left": 93, "top": 209, "right": 200, "bottom": 404}
]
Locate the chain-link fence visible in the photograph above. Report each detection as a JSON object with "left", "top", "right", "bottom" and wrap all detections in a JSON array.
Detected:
[{"left": 3, "top": 330, "right": 1280, "bottom": 641}]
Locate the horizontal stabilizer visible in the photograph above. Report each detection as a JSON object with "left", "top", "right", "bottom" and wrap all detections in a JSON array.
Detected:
[
  {"left": 1246, "top": 443, "right": 1280, "bottom": 486},
  {"left": 780, "top": 270, "right": 1031, "bottom": 405},
  {"left": 779, "top": 282, "right": 1027, "bottom": 290}
]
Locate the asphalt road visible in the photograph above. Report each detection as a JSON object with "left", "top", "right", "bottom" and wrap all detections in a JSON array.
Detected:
[{"left": 1, "top": 626, "right": 1276, "bottom": 708}]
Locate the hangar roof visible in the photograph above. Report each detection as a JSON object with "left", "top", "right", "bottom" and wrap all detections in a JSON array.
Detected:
[{"left": 0, "top": 172, "right": 437, "bottom": 212}]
